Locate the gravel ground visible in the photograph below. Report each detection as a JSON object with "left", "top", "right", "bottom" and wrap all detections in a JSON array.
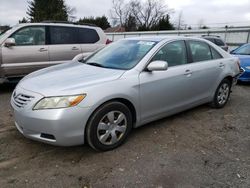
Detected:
[{"left": 0, "top": 83, "right": 249, "bottom": 188}]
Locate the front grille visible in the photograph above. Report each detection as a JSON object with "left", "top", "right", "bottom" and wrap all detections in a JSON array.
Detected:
[{"left": 13, "top": 93, "right": 34, "bottom": 108}]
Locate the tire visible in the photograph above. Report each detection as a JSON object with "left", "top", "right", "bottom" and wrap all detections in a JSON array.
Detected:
[
  {"left": 86, "top": 101, "right": 133, "bottom": 151},
  {"left": 210, "top": 79, "right": 231, "bottom": 108}
]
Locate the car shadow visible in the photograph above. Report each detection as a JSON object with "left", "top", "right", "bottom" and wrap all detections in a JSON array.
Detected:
[
  {"left": 130, "top": 104, "right": 209, "bottom": 135},
  {"left": 0, "top": 82, "right": 18, "bottom": 94},
  {"left": 237, "top": 81, "right": 250, "bottom": 86},
  {"left": 11, "top": 101, "right": 212, "bottom": 155}
]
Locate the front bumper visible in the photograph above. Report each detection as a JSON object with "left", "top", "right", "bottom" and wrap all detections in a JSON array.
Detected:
[{"left": 11, "top": 87, "right": 92, "bottom": 146}]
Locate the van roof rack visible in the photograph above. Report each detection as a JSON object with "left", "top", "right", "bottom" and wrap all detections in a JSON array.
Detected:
[{"left": 41, "top": 20, "right": 97, "bottom": 27}]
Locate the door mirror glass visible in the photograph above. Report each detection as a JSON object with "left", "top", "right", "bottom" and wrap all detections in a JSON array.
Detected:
[
  {"left": 147, "top": 61, "right": 168, "bottom": 71},
  {"left": 4, "top": 38, "right": 16, "bottom": 47}
]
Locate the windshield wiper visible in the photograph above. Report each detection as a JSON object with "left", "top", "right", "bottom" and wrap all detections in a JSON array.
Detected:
[{"left": 86, "top": 62, "right": 105, "bottom": 68}]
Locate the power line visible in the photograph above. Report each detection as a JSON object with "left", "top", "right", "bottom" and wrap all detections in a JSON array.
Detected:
[{"left": 185, "top": 21, "right": 250, "bottom": 26}]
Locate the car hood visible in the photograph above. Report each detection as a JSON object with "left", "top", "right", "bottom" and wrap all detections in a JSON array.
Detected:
[
  {"left": 19, "top": 61, "right": 126, "bottom": 96},
  {"left": 233, "top": 54, "right": 250, "bottom": 67}
]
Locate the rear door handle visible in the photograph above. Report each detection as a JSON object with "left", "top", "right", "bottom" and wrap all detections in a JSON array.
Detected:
[
  {"left": 184, "top": 69, "right": 192, "bottom": 76},
  {"left": 219, "top": 62, "right": 225, "bottom": 68},
  {"left": 39, "top": 48, "right": 48, "bottom": 52},
  {"left": 72, "top": 46, "right": 79, "bottom": 50}
]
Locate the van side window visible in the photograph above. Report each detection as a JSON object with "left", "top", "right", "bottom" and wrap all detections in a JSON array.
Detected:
[
  {"left": 11, "top": 26, "right": 45, "bottom": 46},
  {"left": 50, "top": 26, "right": 78, "bottom": 44},
  {"left": 188, "top": 41, "right": 212, "bottom": 62},
  {"left": 151, "top": 41, "right": 187, "bottom": 67},
  {"left": 78, "top": 28, "right": 100, "bottom": 43}
]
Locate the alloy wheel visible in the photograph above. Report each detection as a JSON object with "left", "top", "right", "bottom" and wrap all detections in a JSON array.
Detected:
[{"left": 217, "top": 83, "right": 230, "bottom": 105}]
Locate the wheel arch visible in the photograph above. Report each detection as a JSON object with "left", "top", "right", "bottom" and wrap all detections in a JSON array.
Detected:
[
  {"left": 84, "top": 97, "right": 138, "bottom": 145},
  {"left": 223, "top": 75, "right": 233, "bottom": 86},
  {"left": 85, "top": 97, "right": 138, "bottom": 130}
]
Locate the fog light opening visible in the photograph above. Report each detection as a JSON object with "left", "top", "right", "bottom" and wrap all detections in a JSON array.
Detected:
[{"left": 40, "top": 133, "right": 56, "bottom": 140}]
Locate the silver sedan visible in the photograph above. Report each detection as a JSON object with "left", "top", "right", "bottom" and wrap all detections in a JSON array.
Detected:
[{"left": 11, "top": 37, "right": 240, "bottom": 151}]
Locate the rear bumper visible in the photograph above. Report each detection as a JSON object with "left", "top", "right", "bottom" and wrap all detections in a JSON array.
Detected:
[
  {"left": 233, "top": 70, "right": 243, "bottom": 85},
  {"left": 238, "top": 68, "right": 250, "bottom": 82}
]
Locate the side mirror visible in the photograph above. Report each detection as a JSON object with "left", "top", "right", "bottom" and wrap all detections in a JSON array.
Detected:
[
  {"left": 4, "top": 38, "right": 16, "bottom": 47},
  {"left": 147, "top": 60, "right": 168, "bottom": 71},
  {"left": 72, "top": 52, "right": 93, "bottom": 62}
]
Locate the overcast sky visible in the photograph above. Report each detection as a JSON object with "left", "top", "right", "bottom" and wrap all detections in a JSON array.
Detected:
[{"left": 0, "top": 0, "right": 249, "bottom": 28}]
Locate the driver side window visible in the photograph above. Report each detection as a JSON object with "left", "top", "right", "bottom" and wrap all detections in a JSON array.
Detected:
[
  {"left": 151, "top": 40, "right": 188, "bottom": 67},
  {"left": 11, "top": 26, "right": 45, "bottom": 46}
]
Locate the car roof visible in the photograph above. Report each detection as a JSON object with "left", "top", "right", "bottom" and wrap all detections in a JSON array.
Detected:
[{"left": 122, "top": 36, "right": 208, "bottom": 42}]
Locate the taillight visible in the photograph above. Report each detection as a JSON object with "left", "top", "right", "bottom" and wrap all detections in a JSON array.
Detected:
[{"left": 106, "top": 39, "right": 112, "bottom": 45}]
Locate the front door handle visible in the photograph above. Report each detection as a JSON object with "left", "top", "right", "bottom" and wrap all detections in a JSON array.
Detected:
[
  {"left": 184, "top": 69, "right": 192, "bottom": 76},
  {"left": 39, "top": 48, "right": 48, "bottom": 52},
  {"left": 72, "top": 46, "right": 79, "bottom": 50}
]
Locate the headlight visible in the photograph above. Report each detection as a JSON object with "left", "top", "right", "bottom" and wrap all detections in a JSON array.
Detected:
[
  {"left": 33, "top": 94, "right": 86, "bottom": 110},
  {"left": 245, "top": 66, "right": 250, "bottom": 70}
]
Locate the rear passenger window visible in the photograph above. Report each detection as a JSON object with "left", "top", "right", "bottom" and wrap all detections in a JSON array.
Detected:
[
  {"left": 78, "top": 28, "right": 99, "bottom": 43},
  {"left": 211, "top": 47, "right": 222, "bottom": 59},
  {"left": 50, "top": 26, "right": 78, "bottom": 44},
  {"left": 188, "top": 41, "right": 212, "bottom": 62},
  {"left": 151, "top": 41, "right": 187, "bottom": 67}
]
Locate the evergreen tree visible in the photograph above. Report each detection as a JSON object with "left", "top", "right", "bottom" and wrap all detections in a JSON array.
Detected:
[
  {"left": 124, "top": 15, "right": 137, "bottom": 31},
  {"left": 19, "top": 17, "right": 29, "bottom": 23},
  {"left": 151, "top": 15, "right": 174, "bottom": 31},
  {"left": 78, "top": 16, "right": 111, "bottom": 30},
  {"left": 27, "top": 0, "right": 69, "bottom": 22}
]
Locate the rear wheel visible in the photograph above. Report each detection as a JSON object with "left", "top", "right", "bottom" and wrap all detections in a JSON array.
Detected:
[
  {"left": 86, "top": 101, "right": 132, "bottom": 151},
  {"left": 211, "top": 79, "right": 231, "bottom": 108}
]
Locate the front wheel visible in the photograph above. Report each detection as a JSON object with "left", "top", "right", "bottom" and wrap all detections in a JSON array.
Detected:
[
  {"left": 210, "top": 79, "right": 231, "bottom": 108},
  {"left": 86, "top": 101, "right": 132, "bottom": 151}
]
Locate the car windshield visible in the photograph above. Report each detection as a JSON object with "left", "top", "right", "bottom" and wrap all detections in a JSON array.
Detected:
[
  {"left": 83, "top": 39, "right": 157, "bottom": 70},
  {"left": 232, "top": 44, "right": 250, "bottom": 55}
]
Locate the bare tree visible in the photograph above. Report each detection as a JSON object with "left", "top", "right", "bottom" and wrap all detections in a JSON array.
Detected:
[
  {"left": 129, "top": 0, "right": 172, "bottom": 30},
  {"left": 197, "top": 19, "right": 204, "bottom": 29},
  {"left": 110, "top": 0, "right": 129, "bottom": 26},
  {"left": 110, "top": 0, "right": 173, "bottom": 30},
  {"left": 67, "top": 6, "right": 77, "bottom": 22},
  {"left": 176, "top": 11, "right": 184, "bottom": 30}
]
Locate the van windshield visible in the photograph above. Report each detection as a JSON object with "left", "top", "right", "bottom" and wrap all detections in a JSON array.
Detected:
[
  {"left": 0, "top": 25, "right": 18, "bottom": 39},
  {"left": 0, "top": 29, "right": 10, "bottom": 39}
]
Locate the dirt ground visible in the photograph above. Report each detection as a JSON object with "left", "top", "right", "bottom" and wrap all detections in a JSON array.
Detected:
[{"left": 0, "top": 82, "right": 249, "bottom": 188}]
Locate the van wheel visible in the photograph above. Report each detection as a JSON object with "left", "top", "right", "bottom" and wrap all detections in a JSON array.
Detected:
[
  {"left": 86, "top": 102, "right": 132, "bottom": 151},
  {"left": 211, "top": 79, "right": 231, "bottom": 108}
]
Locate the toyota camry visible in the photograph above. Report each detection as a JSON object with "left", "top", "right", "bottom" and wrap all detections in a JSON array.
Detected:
[{"left": 11, "top": 37, "right": 240, "bottom": 151}]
